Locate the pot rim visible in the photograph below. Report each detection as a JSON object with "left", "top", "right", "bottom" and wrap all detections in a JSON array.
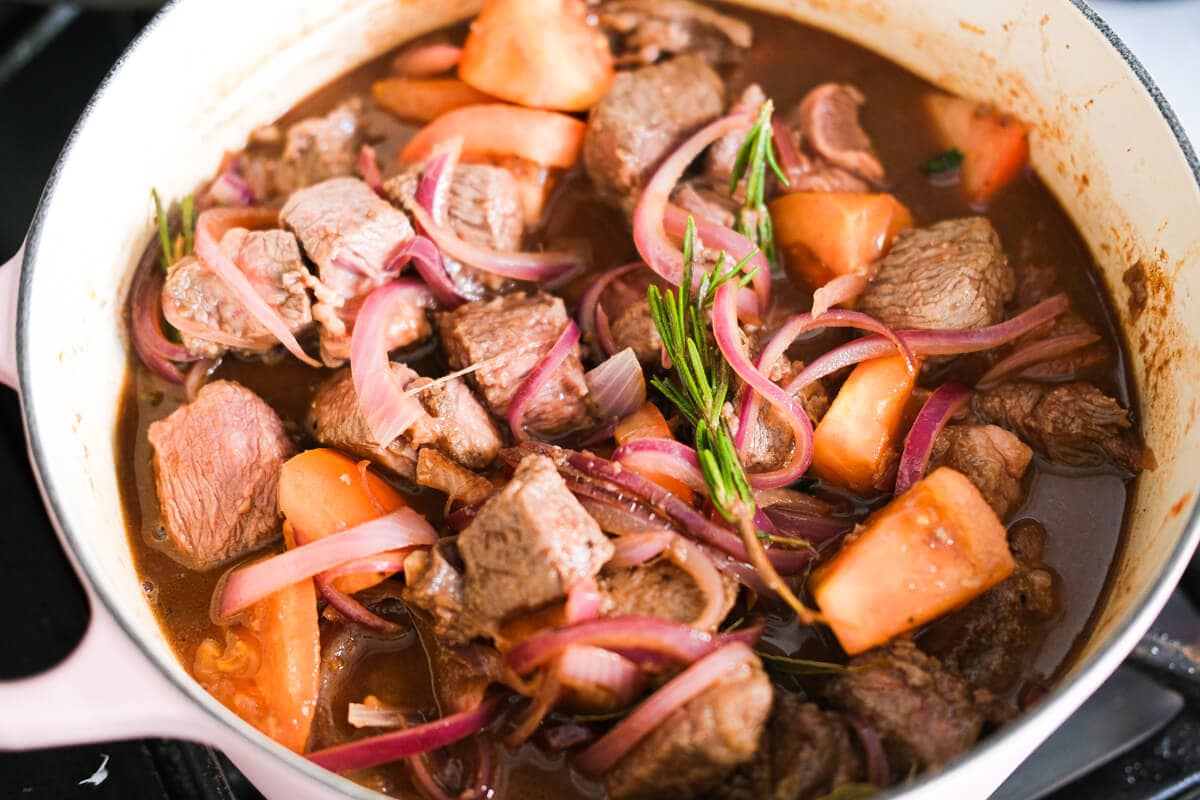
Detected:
[{"left": 14, "top": 1, "right": 1200, "bottom": 797}]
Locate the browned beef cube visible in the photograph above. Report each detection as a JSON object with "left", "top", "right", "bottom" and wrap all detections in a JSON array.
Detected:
[
  {"left": 923, "top": 521, "right": 1058, "bottom": 693},
  {"left": 584, "top": 55, "right": 724, "bottom": 216},
  {"left": 600, "top": 560, "right": 738, "bottom": 633},
  {"left": 705, "top": 84, "right": 766, "bottom": 186},
  {"left": 147, "top": 381, "right": 293, "bottom": 570},
  {"left": 306, "top": 366, "right": 501, "bottom": 480},
  {"left": 929, "top": 424, "right": 1033, "bottom": 519},
  {"left": 281, "top": 177, "right": 420, "bottom": 364},
  {"left": 671, "top": 180, "right": 738, "bottom": 228},
  {"left": 736, "top": 356, "right": 830, "bottom": 473},
  {"left": 242, "top": 100, "right": 363, "bottom": 200},
  {"left": 411, "top": 602, "right": 505, "bottom": 714},
  {"left": 794, "top": 83, "right": 885, "bottom": 184},
  {"left": 403, "top": 540, "right": 491, "bottom": 645},
  {"left": 974, "top": 380, "right": 1143, "bottom": 471},
  {"left": 437, "top": 292, "right": 593, "bottom": 437},
  {"left": 161, "top": 228, "right": 312, "bottom": 359},
  {"left": 860, "top": 217, "right": 1015, "bottom": 332},
  {"left": 595, "top": 0, "right": 752, "bottom": 68},
  {"left": 603, "top": 654, "right": 772, "bottom": 800},
  {"left": 609, "top": 302, "right": 662, "bottom": 366},
  {"left": 719, "top": 693, "right": 864, "bottom": 800},
  {"left": 823, "top": 640, "right": 986, "bottom": 772},
  {"left": 456, "top": 454, "right": 614, "bottom": 629}
]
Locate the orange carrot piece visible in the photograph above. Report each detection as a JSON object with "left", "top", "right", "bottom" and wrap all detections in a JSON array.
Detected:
[
  {"left": 398, "top": 104, "right": 586, "bottom": 169},
  {"left": 459, "top": 0, "right": 614, "bottom": 112},
  {"left": 924, "top": 93, "right": 1030, "bottom": 203},
  {"left": 278, "top": 448, "right": 406, "bottom": 594},
  {"left": 614, "top": 402, "right": 695, "bottom": 505},
  {"left": 810, "top": 355, "right": 919, "bottom": 495},
  {"left": 770, "top": 192, "right": 913, "bottom": 290},
  {"left": 372, "top": 77, "right": 496, "bottom": 123},
  {"left": 811, "top": 467, "right": 1015, "bottom": 655}
]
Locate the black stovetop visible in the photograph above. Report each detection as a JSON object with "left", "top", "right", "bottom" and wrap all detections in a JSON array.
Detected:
[{"left": 2, "top": 4, "right": 1199, "bottom": 799}]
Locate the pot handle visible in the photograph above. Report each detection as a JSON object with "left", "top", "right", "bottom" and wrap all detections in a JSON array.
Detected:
[
  {"left": 0, "top": 583, "right": 222, "bottom": 750},
  {"left": 0, "top": 243, "right": 21, "bottom": 391}
]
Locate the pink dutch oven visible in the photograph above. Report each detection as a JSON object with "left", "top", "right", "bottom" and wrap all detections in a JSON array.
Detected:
[{"left": 0, "top": 0, "right": 1198, "bottom": 797}]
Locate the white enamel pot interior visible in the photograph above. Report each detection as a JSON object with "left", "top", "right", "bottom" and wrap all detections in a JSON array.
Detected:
[{"left": 0, "top": 0, "right": 1197, "bottom": 797}]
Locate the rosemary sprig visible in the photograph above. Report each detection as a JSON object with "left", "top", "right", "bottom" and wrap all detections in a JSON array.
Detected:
[
  {"left": 729, "top": 99, "right": 788, "bottom": 269},
  {"left": 152, "top": 189, "right": 198, "bottom": 271},
  {"left": 756, "top": 650, "right": 854, "bottom": 676}
]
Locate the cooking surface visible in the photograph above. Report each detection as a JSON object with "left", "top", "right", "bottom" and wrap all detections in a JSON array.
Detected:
[{"left": 0, "top": 2, "right": 1198, "bottom": 798}]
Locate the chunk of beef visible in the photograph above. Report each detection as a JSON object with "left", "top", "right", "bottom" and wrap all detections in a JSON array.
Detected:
[
  {"left": 242, "top": 100, "right": 363, "bottom": 200},
  {"left": 600, "top": 560, "right": 738, "bottom": 632},
  {"left": 411, "top": 608, "right": 505, "bottom": 715},
  {"left": 306, "top": 366, "right": 502, "bottom": 480},
  {"left": 456, "top": 455, "right": 614, "bottom": 632},
  {"left": 860, "top": 217, "right": 1015, "bottom": 332},
  {"left": 604, "top": 654, "right": 772, "bottom": 800},
  {"left": 416, "top": 449, "right": 494, "bottom": 507},
  {"left": 974, "top": 380, "right": 1143, "bottom": 471},
  {"left": 281, "top": 177, "right": 420, "bottom": 364},
  {"left": 929, "top": 424, "right": 1032, "bottom": 519},
  {"left": 923, "top": 521, "right": 1058, "bottom": 692},
  {"left": 796, "top": 84, "right": 885, "bottom": 184},
  {"left": 384, "top": 162, "right": 525, "bottom": 295},
  {"left": 1010, "top": 262, "right": 1112, "bottom": 380},
  {"left": 594, "top": 0, "right": 752, "bottom": 67},
  {"left": 147, "top": 381, "right": 293, "bottom": 570},
  {"left": 403, "top": 540, "right": 491, "bottom": 645},
  {"left": 584, "top": 55, "right": 724, "bottom": 216},
  {"left": 672, "top": 180, "right": 738, "bottom": 229},
  {"left": 737, "top": 356, "right": 830, "bottom": 473},
  {"left": 823, "top": 639, "right": 986, "bottom": 772},
  {"left": 609, "top": 301, "right": 662, "bottom": 365},
  {"left": 162, "top": 228, "right": 312, "bottom": 359},
  {"left": 437, "top": 292, "right": 594, "bottom": 437},
  {"left": 719, "top": 693, "right": 864, "bottom": 800}
]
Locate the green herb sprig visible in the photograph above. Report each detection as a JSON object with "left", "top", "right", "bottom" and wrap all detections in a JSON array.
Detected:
[
  {"left": 152, "top": 189, "right": 198, "bottom": 272},
  {"left": 922, "top": 147, "right": 964, "bottom": 176},
  {"left": 729, "top": 99, "right": 789, "bottom": 269}
]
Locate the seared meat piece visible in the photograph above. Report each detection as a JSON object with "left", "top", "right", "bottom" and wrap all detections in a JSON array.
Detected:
[
  {"left": 242, "top": 99, "right": 362, "bottom": 200},
  {"left": 823, "top": 639, "right": 986, "bottom": 772},
  {"left": 923, "top": 521, "right": 1058, "bottom": 692},
  {"left": 162, "top": 228, "right": 312, "bottom": 359},
  {"left": 975, "top": 381, "right": 1143, "bottom": 471},
  {"left": 437, "top": 292, "right": 593, "bottom": 437},
  {"left": 584, "top": 55, "right": 725, "bottom": 216},
  {"left": 306, "top": 366, "right": 502, "bottom": 480},
  {"left": 385, "top": 162, "right": 525, "bottom": 295},
  {"left": 671, "top": 180, "right": 738, "bottom": 228},
  {"left": 147, "top": 381, "right": 293, "bottom": 570},
  {"left": 705, "top": 84, "right": 767, "bottom": 186},
  {"left": 737, "top": 356, "right": 830, "bottom": 473},
  {"left": 928, "top": 424, "right": 1033, "bottom": 519},
  {"left": 795, "top": 84, "right": 885, "bottom": 184},
  {"left": 600, "top": 560, "right": 738, "bottom": 632},
  {"left": 860, "top": 217, "right": 1015, "bottom": 332},
  {"left": 281, "top": 177, "right": 420, "bottom": 365},
  {"left": 456, "top": 454, "right": 614, "bottom": 632},
  {"left": 720, "top": 693, "right": 864, "bottom": 800},
  {"left": 403, "top": 540, "right": 491, "bottom": 645},
  {"left": 604, "top": 653, "right": 772, "bottom": 799},
  {"left": 609, "top": 302, "right": 662, "bottom": 365},
  {"left": 411, "top": 608, "right": 505, "bottom": 715},
  {"left": 416, "top": 449, "right": 494, "bottom": 507},
  {"left": 594, "top": 0, "right": 752, "bottom": 67},
  {"left": 1010, "top": 261, "right": 1112, "bottom": 380}
]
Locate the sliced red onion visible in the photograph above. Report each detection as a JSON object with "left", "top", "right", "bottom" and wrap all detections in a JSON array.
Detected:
[
  {"left": 316, "top": 578, "right": 399, "bottom": 633},
  {"left": 663, "top": 203, "right": 771, "bottom": 314},
  {"left": 772, "top": 124, "right": 806, "bottom": 186},
  {"left": 508, "top": 616, "right": 719, "bottom": 675},
  {"left": 321, "top": 551, "right": 410, "bottom": 582},
  {"left": 507, "top": 674, "right": 562, "bottom": 748},
  {"left": 557, "top": 646, "right": 644, "bottom": 711},
  {"left": 712, "top": 282, "right": 814, "bottom": 489},
  {"left": 565, "top": 578, "right": 604, "bottom": 624},
  {"left": 787, "top": 294, "right": 1071, "bottom": 393},
  {"left": 184, "top": 357, "right": 219, "bottom": 401},
  {"left": 609, "top": 531, "right": 675, "bottom": 568},
  {"left": 578, "top": 262, "right": 644, "bottom": 356},
  {"left": 358, "top": 144, "right": 385, "bottom": 197},
  {"left": 208, "top": 171, "right": 255, "bottom": 207},
  {"left": 130, "top": 260, "right": 196, "bottom": 383},
  {"left": 612, "top": 437, "right": 707, "bottom": 496},
  {"left": 977, "top": 331, "right": 1101, "bottom": 388},
  {"left": 348, "top": 702, "right": 415, "bottom": 729},
  {"left": 569, "top": 482, "right": 674, "bottom": 536},
  {"left": 507, "top": 321, "right": 580, "bottom": 442},
  {"left": 218, "top": 508, "right": 437, "bottom": 619},
  {"left": 585, "top": 348, "right": 647, "bottom": 422},
  {"left": 575, "top": 643, "right": 756, "bottom": 775},
  {"left": 393, "top": 43, "right": 462, "bottom": 77},
  {"left": 760, "top": 504, "right": 851, "bottom": 542},
  {"left": 594, "top": 306, "right": 617, "bottom": 358},
  {"left": 665, "top": 536, "right": 728, "bottom": 631},
  {"left": 415, "top": 145, "right": 461, "bottom": 223},
  {"left": 893, "top": 383, "right": 974, "bottom": 495},
  {"left": 195, "top": 207, "right": 321, "bottom": 367},
  {"left": 350, "top": 278, "right": 435, "bottom": 447},
  {"left": 717, "top": 621, "right": 766, "bottom": 648},
  {"left": 811, "top": 272, "right": 871, "bottom": 317},
  {"left": 308, "top": 697, "right": 501, "bottom": 773},
  {"left": 844, "top": 711, "right": 890, "bottom": 788},
  {"left": 406, "top": 234, "right": 468, "bottom": 309},
  {"left": 632, "top": 112, "right": 764, "bottom": 321}
]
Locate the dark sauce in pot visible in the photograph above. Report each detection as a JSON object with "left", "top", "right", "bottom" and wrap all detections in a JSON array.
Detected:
[{"left": 115, "top": 5, "right": 1136, "bottom": 796}]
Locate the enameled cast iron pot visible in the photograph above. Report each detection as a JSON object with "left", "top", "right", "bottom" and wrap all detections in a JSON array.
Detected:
[{"left": 0, "top": 1, "right": 1197, "bottom": 797}]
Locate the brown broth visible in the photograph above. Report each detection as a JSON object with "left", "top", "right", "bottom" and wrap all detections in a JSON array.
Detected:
[{"left": 115, "top": 4, "right": 1138, "bottom": 796}]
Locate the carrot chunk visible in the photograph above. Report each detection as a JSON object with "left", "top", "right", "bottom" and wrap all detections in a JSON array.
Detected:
[
  {"left": 278, "top": 448, "right": 406, "bottom": 594},
  {"left": 372, "top": 77, "right": 495, "bottom": 123},
  {"left": 614, "top": 402, "right": 695, "bottom": 505},
  {"left": 398, "top": 104, "right": 586, "bottom": 169},
  {"left": 810, "top": 355, "right": 919, "bottom": 494},
  {"left": 924, "top": 93, "right": 1030, "bottom": 203},
  {"left": 811, "top": 467, "right": 1015, "bottom": 655},
  {"left": 770, "top": 192, "right": 913, "bottom": 289}
]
